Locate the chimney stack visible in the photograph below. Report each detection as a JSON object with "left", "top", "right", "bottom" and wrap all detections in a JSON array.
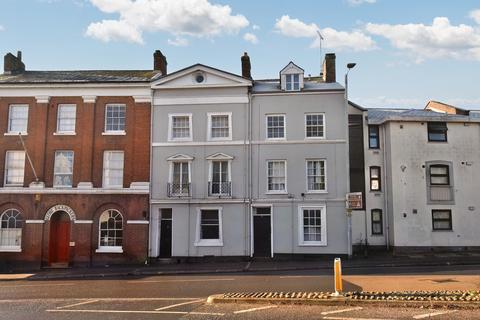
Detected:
[
  {"left": 322, "top": 53, "right": 336, "bottom": 83},
  {"left": 241, "top": 52, "right": 252, "bottom": 79},
  {"left": 153, "top": 50, "right": 167, "bottom": 75},
  {"left": 4, "top": 51, "right": 25, "bottom": 74}
]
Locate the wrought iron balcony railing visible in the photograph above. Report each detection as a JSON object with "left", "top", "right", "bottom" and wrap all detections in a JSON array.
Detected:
[
  {"left": 208, "top": 181, "right": 232, "bottom": 197},
  {"left": 167, "top": 183, "right": 191, "bottom": 197}
]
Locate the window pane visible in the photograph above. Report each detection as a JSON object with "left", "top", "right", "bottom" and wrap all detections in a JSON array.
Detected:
[
  {"left": 302, "top": 209, "right": 322, "bottom": 242},
  {"left": 267, "top": 115, "right": 285, "bottom": 139},
  {"left": 103, "top": 151, "right": 124, "bottom": 187},
  {"left": 267, "top": 161, "right": 286, "bottom": 191},
  {"left": 307, "top": 160, "right": 325, "bottom": 191},
  {"left": 99, "top": 210, "right": 123, "bottom": 247},
  {"left": 211, "top": 115, "right": 229, "bottom": 138},
  {"left": 172, "top": 116, "right": 190, "bottom": 139},
  {"left": 8, "top": 105, "right": 29, "bottom": 133},
  {"left": 105, "top": 104, "right": 126, "bottom": 132},
  {"left": 5, "top": 151, "right": 25, "bottom": 185},
  {"left": 200, "top": 210, "right": 220, "bottom": 240},
  {"left": 54, "top": 151, "right": 74, "bottom": 187},
  {"left": 306, "top": 114, "right": 324, "bottom": 138},
  {"left": 57, "top": 104, "right": 76, "bottom": 132}
]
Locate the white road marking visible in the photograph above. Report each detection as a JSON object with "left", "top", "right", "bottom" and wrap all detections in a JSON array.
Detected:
[
  {"left": 128, "top": 278, "right": 235, "bottom": 284},
  {"left": 321, "top": 307, "right": 363, "bottom": 315},
  {"left": 0, "top": 283, "right": 74, "bottom": 288},
  {"left": 413, "top": 310, "right": 458, "bottom": 319},
  {"left": 233, "top": 305, "right": 277, "bottom": 314},
  {"left": 279, "top": 275, "right": 321, "bottom": 279},
  {"left": 155, "top": 299, "right": 204, "bottom": 311},
  {"left": 56, "top": 300, "right": 99, "bottom": 309},
  {"left": 324, "top": 317, "right": 395, "bottom": 320},
  {"left": 46, "top": 309, "right": 225, "bottom": 316},
  {"left": 0, "top": 297, "right": 202, "bottom": 303}
]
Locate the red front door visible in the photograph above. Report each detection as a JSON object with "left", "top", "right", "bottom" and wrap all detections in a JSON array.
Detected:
[{"left": 49, "top": 212, "right": 70, "bottom": 265}]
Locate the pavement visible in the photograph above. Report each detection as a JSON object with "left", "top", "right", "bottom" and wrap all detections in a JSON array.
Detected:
[{"left": 2, "top": 251, "right": 480, "bottom": 281}]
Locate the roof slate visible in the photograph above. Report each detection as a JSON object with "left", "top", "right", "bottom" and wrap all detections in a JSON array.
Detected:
[
  {"left": 367, "top": 108, "right": 477, "bottom": 124},
  {"left": 0, "top": 70, "right": 160, "bottom": 84},
  {"left": 252, "top": 79, "right": 344, "bottom": 93}
]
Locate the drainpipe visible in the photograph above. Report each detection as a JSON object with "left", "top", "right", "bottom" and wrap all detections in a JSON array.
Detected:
[
  {"left": 248, "top": 90, "right": 253, "bottom": 256},
  {"left": 148, "top": 85, "right": 154, "bottom": 260},
  {"left": 382, "top": 125, "right": 390, "bottom": 251}
]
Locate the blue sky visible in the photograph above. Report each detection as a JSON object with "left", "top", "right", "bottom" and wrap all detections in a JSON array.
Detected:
[{"left": 0, "top": 0, "right": 479, "bottom": 109}]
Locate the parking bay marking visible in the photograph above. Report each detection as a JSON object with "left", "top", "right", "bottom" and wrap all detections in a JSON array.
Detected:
[
  {"left": 323, "top": 317, "right": 395, "bottom": 320},
  {"left": 155, "top": 299, "right": 205, "bottom": 311},
  {"left": 233, "top": 305, "right": 277, "bottom": 314},
  {"left": 0, "top": 283, "right": 75, "bottom": 288},
  {"left": 321, "top": 307, "right": 363, "bottom": 315},
  {"left": 413, "top": 310, "right": 458, "bottom": 319},
  {"left": 128, "top": 278, "right": 235, "bottom": 284},
  {"left": 46, "top": 309, "right": 225, "bottom": 316},
  {"left": 57, "top": 300, "right": 99, "bottom": 309}
]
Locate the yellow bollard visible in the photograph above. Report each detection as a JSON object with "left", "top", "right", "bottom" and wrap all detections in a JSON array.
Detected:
[{"left": 333, "top": 258, "right": 342, "bottom": 296}]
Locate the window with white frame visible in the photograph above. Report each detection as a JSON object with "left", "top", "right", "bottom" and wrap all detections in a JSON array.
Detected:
[
  {"left": 286, "top": 74, "right": 300, "bottom": 91},
  {"left": 266, "top": 115, "right": 285, "bottom": 139},
  {"left": 104, "top": 104, "right": 126, "bottom": 133},
  {"left": 267, "top": 160, "right": 286, "bottom": 193},
  {"left": 8, "top": 105, "right": 29, "bottom": 134},
  {"left": 298, "top": 206, "right": 327, "bottom": 246},
  {"left": 4, "top": 151, "right": 25, "bottom": 186},
  {"left": 0, "top": 209, "right": 23, "bottom": 251},
  {"left": 97, "top": 209, "right": 123, "bottom": 253},
  {"left": 169, "top": 162, "right": 190, "bottom": 196},
  {"left": 195, "top": 208, "right": 223, "bottom": 246},
  {"left": 208, "top": 113, "right": 231, "bottom": 140},
  {"left": 103, "top": 151, "right": 124, "bottom": 188},
  {"left": 209, "top": 160, "right": 231, "bottom": 196},
  {"left": 305, "top": 114, "right": 325, "bottom": 138},
  {"left": 56, "top": 104, "right": 76, "bottom": 133},
  {"left": 53, "top": 151, "right": 74, "bottom": 187},
  {"left": 169, "top": 114, "right": 192, "bottom": 141},
  {"left": 306, "top": 160, "right": 326, "bottom": 192}
]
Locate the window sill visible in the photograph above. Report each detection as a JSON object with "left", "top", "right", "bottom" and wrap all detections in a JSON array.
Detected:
[
  {"left": 432, "top": 229, "right": 453, "bottom": 232},
  {"left": 4, "top": 132, "right": 27, "bottom": 136},
  {"left": 298, "top": 242, "right": 327, "bottom": 247},
  {"left": 194, "top": 240, "right": 223, "bottom": 247},
  {"left": 0, "top": 246, "right": 21, "bottom": 252},
  {"left": 3, "top": 184, "right": 24, "bottom": 188},
  {"left": 167, "top": 138, "right": 193, "bottom": 142},
  {"left": 102, "top": 185, "right": 123, "bottom": 189},
  {"left": 53, "top": 132, "right": 76, "bottom": 136},
  {"left": 305, "top": 190, "right": 328, "bottom": 194},
  {"left": 266, "top": 191, "right": 288, "bottom": 195},
  {"left": 371, "top": 234, "right": 384, "bottom": 237},
  {"left": 95, "top": 247, "right": 123, "bottom": 253},
  {"left": 265, "top": 138, "right": 286, "bottom": 141},
  {"left": 305, "top": 137, "right": 325, "bottom": 140},
  {"left": 53, "top": 186, "right": 73, "bottom": 189},
  {"left": 102, "top": 131, "right": 126, "bottom": 136}
]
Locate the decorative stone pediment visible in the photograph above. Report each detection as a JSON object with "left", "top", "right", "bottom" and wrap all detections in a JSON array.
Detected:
[
  {"left": 166, "top": 154, "right": 194, "bottom": 161},
  {"left": 206, "top": 152, "right": 234, "bottom": 160}
]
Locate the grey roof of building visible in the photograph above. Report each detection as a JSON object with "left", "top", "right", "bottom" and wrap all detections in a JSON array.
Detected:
[
  {"left": 0, "top": 70, "right": 160, "bottom": 84},
  {"left": 252, "top": 79, "right": 344, "bottom": 93},
  {"left": 367, "top": 108, "right": 478, "bottom": 124}
]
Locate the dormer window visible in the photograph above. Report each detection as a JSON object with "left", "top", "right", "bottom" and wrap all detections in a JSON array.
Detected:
[
  {"left": 286, "top": 74, "right": 300, "bottom": 91},
  {"left": 280, "top": 62, "right": 304, "bottom": 92}
]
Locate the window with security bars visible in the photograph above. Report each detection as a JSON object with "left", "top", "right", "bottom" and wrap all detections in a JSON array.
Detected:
[
  {"left": 305, "top": 114, "right": 324, "bottom": 138},
  {"left": 171, "top": 115, "right": 191, "bottom": 139},
  {"left": 371, "top": 209, "right": 383, "bottom": 235},
  {"left": 266, "top": 115, "right": 285, "bottom": 139},
  {"left": 103, "top": 151, "right": 124, "bottom": 188},
  {"left": 4, "top": 151, "right": 25, "bottom": 186},
  {"left": 286, "top": 74, "right": 300, "bottom": 91},
  {"left": 210, "top": 114, "right": 230, "bottom": 139},
  {"left": 105, "top": 104, "right": 126, "bottom": 132},
  {"left": 99, "top": 209, "right": 123, "bottom": 248},
  {"left": 8, "top": 105, "right": 29, "bottom": 133},
  {"left": 56, "top": 104, "right": 76, "bottom": 133},
  {"left": 200, "top": 210, "right": 220, "bottom": 240},
  {"left": 53, "top": 151, "right": 74, "bottom": 187},
  {"left": 432, "top": 209, "right": 452, "bottom": 231},
  {"left": 302, "top": 209, "right": 322, "bottom": 242},
  {"left": 267, "top": 161, "right": 286, "bottom": 192},
  {"left": 306, "top": 160, "right": 326, "bottom": 191},
  {"left": 0, "top": 209, "right": 23, "bottom": 249}
]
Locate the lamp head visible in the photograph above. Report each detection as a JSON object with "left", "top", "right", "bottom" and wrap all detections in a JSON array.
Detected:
[{"left": 347, "top": 63, "right": 357, "bottom": 69}]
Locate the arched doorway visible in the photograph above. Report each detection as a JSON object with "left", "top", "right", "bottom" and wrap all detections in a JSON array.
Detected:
[{"left": 48, "top": 211, "right": 71, "bottom": 266}]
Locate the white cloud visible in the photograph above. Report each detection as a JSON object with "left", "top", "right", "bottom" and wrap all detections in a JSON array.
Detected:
[
  {"left": 274, "top": 15, "right": 375, "bottom": 51},
  {"left": 470, "top": 9, "right": 480, "bottom": 24},
  {"left": 243, "top": 32, "right": 258, "bottom": 44},
  {"left": 348, "top": 0, "right": 376, "bottom": 6},
  {"left": 168, "top": 36, "right": 188, "bottom": 47},
  {"left": 252, "top": 24, "right": 260, "bottom": 30},
  {"left": 86, "top": 0, "right": 249, "bottom": 45},
  {"left": 0, "top": 25, "right": 4, "bottom": 31},
  {"left": 366, "top": 17, "right": 480, "bottom": 62}
]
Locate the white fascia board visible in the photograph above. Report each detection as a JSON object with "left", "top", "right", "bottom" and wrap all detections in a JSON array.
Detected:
[{"left": 154, "top": 96, "right": 248, "bottom": 105}]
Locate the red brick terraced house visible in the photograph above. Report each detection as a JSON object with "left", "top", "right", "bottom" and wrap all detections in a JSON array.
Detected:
[{"left": 0, "top": 51, "right": 164, "bottom": 269}]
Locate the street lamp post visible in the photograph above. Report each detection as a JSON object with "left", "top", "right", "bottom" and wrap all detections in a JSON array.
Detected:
[{"left": 345, "top": 63, "right": 356, "bottom": 259}]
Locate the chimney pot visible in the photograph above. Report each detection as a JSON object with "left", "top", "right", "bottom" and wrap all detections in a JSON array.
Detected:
[
  {"left": 241, "top": 52, "right": 252, "bottom": 79},
  {"left": 4, "top": 51, "right": 25, "bottom": 74},
  {"left": 17, "top": 51, "right": 22, "bottom": 61},
  {"left": 322, "top": 53, "right": 336, "bottom": 83},
  {"left": 153, "top": 50, "right": 167, "bottom": 75}
]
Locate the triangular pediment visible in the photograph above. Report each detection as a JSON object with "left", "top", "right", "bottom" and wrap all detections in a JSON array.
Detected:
[
  {"left": 166, "top": 153, "right": 194, "bottom": 161},
  {"left": 280, "top": 61, "right": 304, "bottom": 75},
  {"left": 206, "top": 152, "right": 234, "bottom": 160},
  {"left": 152, "top": 64, "right": 252, "bottom": 89}
]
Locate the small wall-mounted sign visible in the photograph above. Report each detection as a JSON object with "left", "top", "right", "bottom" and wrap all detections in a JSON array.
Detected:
[{"left": 69, "top": 242, "right": 75, "bottom": 247}]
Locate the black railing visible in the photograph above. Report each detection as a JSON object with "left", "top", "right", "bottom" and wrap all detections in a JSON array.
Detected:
[
  {"left": 167, "top": 183, "right": 190, "bottom": 197},
  {"left": 208, "top": 181, "right": 232, "bottom": 197}
]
